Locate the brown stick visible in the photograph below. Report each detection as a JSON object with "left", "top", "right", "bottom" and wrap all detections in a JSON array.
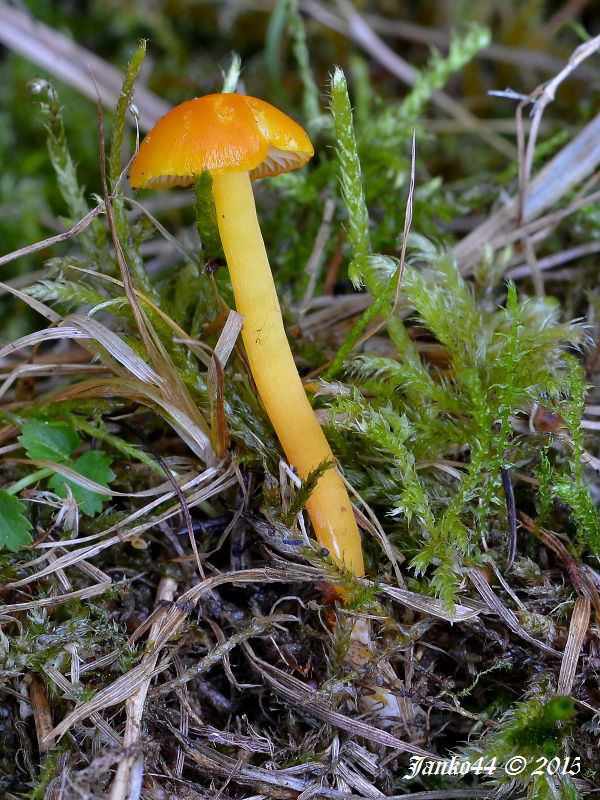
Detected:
[{"left": 26, "top": 675, "right": 55, "bottom": 755}]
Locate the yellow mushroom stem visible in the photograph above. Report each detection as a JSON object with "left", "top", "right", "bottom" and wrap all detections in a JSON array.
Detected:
[{"left": 212, "top": 170, "right": 364, "bottom": 578}]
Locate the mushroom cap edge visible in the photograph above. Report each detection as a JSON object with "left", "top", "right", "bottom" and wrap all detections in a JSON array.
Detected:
[{"left": 129, "top": 93, "right": 314, "bottom": 189}]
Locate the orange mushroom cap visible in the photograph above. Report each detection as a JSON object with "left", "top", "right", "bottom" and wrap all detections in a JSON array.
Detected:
[{"left": 129, "top": 93, "right": 314, "bottom": 189}]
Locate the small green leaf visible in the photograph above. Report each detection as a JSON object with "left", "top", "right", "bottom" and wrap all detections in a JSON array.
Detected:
[
  {"left": 48, "top": 451, "right": 115, "bottom": 516},
  {"left": 283, "top": 458, "right": 334, "bottom": 526},
  {"left": 0, "top": 490, "right": 33, "bottom": 552},
  {"left": 19, "top": 420, "right": 80, "bottom": 462}
]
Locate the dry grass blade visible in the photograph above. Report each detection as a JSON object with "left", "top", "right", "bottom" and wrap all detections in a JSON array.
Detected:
[
  {"left": 60, "top": 265, "right": 200, "bottom": 346},
  {"left": 41, "top": 373, "right": 214, "bottom": 462},
  {"left": 0, "top": 363, "right": 108, "bottom": 401},
  {"left": 46, "top": 648, "right": 174, "bottom": 743},
  {"left": 300, "top": 0, "right": 585, "bottom": 77},
  {"left": 501, "top": 466, "right": 517, "bottom": 570},
  {"left": 211, "top": 310, "right": 244, "bottom": 371},
  {"left": 244, "top": 645, "right": 436, "bottom": 758},
  {"left": 39, "top": 467, "right": 223, "bottom": 548},
  {"left": 0, "top": 1, "right": 169, "bottom": 131},
  {"left": 109, "top": 577, "right": 177, "bottom": 800},
  {"left": 124, "top": 196, "right": 199, "bottom": 265},
  {"left": 22, "top": 470, "right": 219, "bottom": 594},
  {"left": 484, "top": 187, "right": 600, "bottom": 254},
  {"left": 336, "top": 758, "right": 385, "bottom": 798},
  {"left": 515, "top": 33, "right": 600, "bottom": 218},
  {"left": 265, "top": 552, "right": 479, "bottom": 622},
  {"left": 0, "top": 205, "right": 107, "bottom": 270},
  {"left": 152, "top": 614, "right": 298, "bottom": 698},
  {"left": 300, "top": 294, "right": 371, "bottom": 339},
  {"left": 332, "top": 0, "right": 515, "bottom": 158},
  {"left": 129, "top": 381, "right": 214, "bottom": 462},
  {"left": 1, "top": 272, "right": 215, "bottom": 465},
  {"left": 44, "top": 569, "right": 298, "bottom": 741},
  {"left": 181, "top": 720, "right": 272, "bottom": 754},
  {"left": 1, "top": 309, "right": 209, "bottom": 465},
  {"left": 63, "top": 314, "right": 164, "bottom": 386},
  {"left": 6, "top": 470, "right": 236, "bottom": 589},
  {"left": 383, "top": 792, "right": 497, "bottom": 799},
  {"left": 0, "top": 149, "right": 130, "bottom": 269},
  {"left": 518, "top": 511, "right": 600, "bottom": 618},
  {"left": 0, "top": 327, "right": 90, "bottom": 360},
  {"left": 557, "top": 595, "right": 590, "bottom": 696},
  {"left": 468, "top": 568, "right": 561, "bottom": 657},
  {"left": 44, "top": 665, "right": 123, "bottom": 747},
  {"left": 454, "top": 112, "right": 600, "bottom": 271},
  {"left": 508, "top": 33, "right": 600, "bottom": 295},
  {"left": 168, "top": 724, "right": 356, "bottom": 800},
  {"left": 377, "top": 584, "right": 478, "bottom": 623},
  {"left": 95, "top": 98, "right": 216, "bottom": 473},
  {"left": 347, "top": 491, "right": 404, "bottom": 587},
  {"left": 300, "top": 195, "right": 336, "bottom": 313},
  {"left": 208, "top": 310, "right": 242, "bottom": 458},
  {"left": 0, "top": 581, "right": 111, "bottom": 615},
  {"left": 0, "top": 269, "right": 46, "bottom": 298},
  {"left": 7, "top": 457, "right": 136, "bottom": 497},
  {"left": 45, "top": 550, "right": 71, "bottom": 592},
  {"left": 507, "top": 240, "right": 600, "bottom": 280},
  {"left": 0, "top": 279, "right": 60, "bottom": 322}
]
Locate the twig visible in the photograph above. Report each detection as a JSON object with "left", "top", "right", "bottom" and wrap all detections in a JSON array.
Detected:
[{"left": 24, "top": 675, "right": 55, "bottom": 755}]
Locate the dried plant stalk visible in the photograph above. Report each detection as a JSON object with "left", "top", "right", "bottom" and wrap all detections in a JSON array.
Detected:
[{"left": 109, "top": 576, "right": 177, "bottom": 800}]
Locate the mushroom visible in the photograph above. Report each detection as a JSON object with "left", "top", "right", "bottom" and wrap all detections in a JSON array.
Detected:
[{"left": 130, "top": 93, "right": 365, "bottom": 581}]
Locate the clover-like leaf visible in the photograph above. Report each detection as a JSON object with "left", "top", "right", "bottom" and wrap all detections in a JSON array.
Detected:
[
  {"left": 0, "top": 490, "right": 33, "bottom": 552},
  {"left": 19, "top": 420, "right": 80, "bottom": 462},
  {"left": 48, "top": 450, "right": 115, "bottom": 516}
]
